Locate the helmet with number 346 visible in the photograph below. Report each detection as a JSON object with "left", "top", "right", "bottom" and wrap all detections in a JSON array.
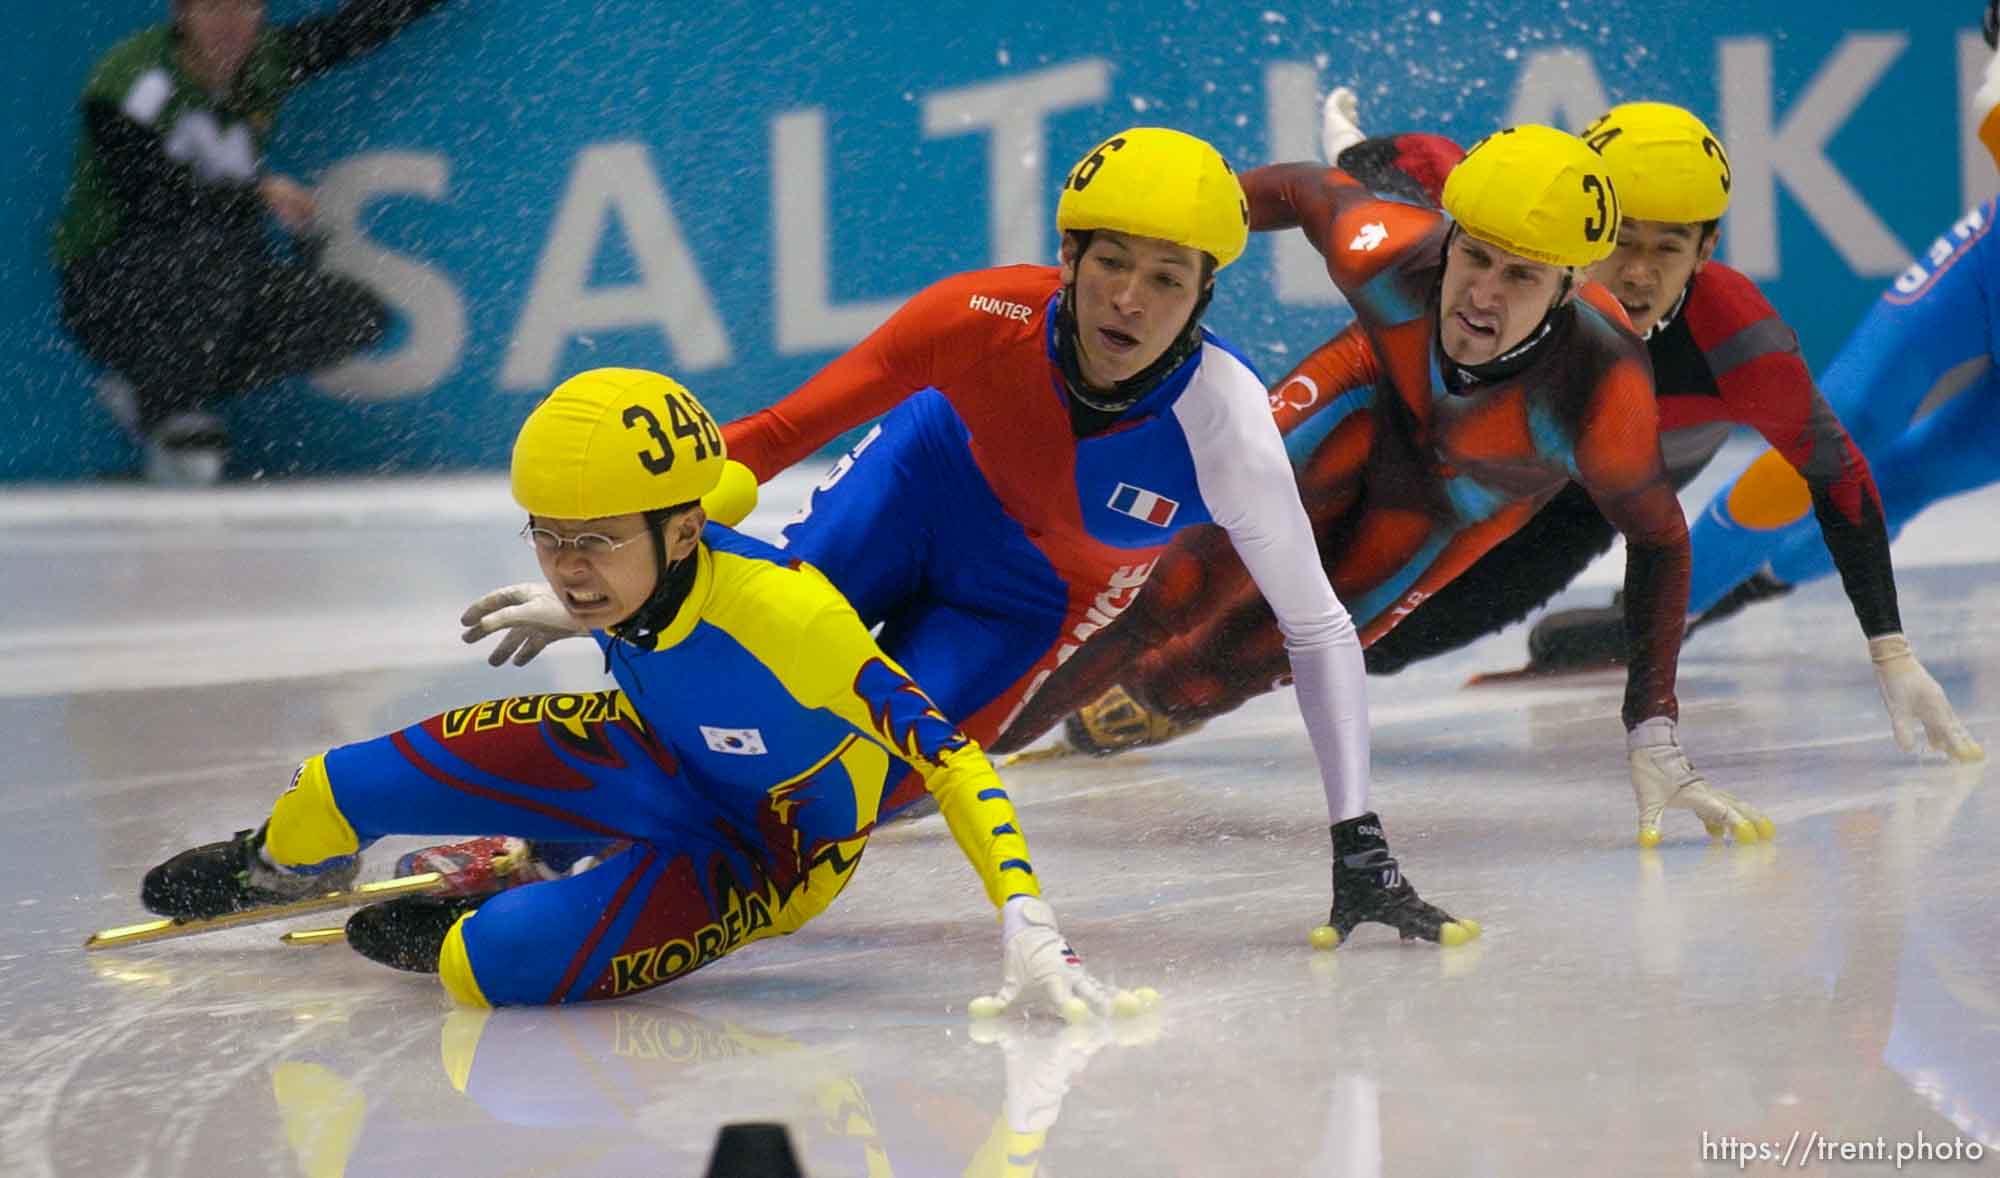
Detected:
[{"left": 512, "top": 368, "right": 727, "bottom": 520}]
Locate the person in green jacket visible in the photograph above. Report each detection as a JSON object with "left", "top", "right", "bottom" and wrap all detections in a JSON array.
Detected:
[{"left": 55, "top": 0, "right": 452, "bottom": 483}]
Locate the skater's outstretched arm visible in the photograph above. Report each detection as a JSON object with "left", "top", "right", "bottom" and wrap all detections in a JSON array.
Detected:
[
  {"left": 790, "top": 592, "right": 1132, "bottom": 1019},
  {"left": 1689, "top": 267, "right": 1901, "bottom": 638},
  {"left": 1683, "top": 271, "right": 1979, "bottom": 760},
  {"left": 720, "top": 272, "right": 998, "bottom": 481},
  {"left": 1572, "top": 347, "right": 1773, "bottom": 845},
  {"left": 1570, "top": 347, "right": 1690, "bottom": 732}
]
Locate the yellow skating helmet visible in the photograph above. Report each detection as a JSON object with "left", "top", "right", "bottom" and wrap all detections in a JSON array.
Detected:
[
  {"left": 1441, "top": 124, "right": 1621, "bottom": 268},
  {"left": 1579, "top": 101, "right": 1732, "bottom": 224},
  {"left": 511, "top": 367, "right": 726, "bottom": 519},
  {"left": 1056, "top": 127, "right": 1249, "bottom": 270}
]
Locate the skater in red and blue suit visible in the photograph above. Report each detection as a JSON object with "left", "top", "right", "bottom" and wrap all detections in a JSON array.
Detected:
[{"left": 716, "top": 127, "right": 1477, "bottom": 947}]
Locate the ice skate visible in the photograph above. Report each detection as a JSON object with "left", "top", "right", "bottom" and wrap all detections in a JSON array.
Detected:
[
  {"left": 1525, "top": 598, "right": 1628, "bottom": 670},
  {"left": 142, "top": 827, "right": 359, "bottom": 921},
  {"left": 1061, "top": 684, "right": 1203, "bottom": 757},
  {"left": 1311, "top": 813, "right": 1479, "bottom": 949},
  {"left": 343, "top": 893, "right": 490, "bottom": 973},
  {"left": 1465, "top": 599, "right": 1626, "bottom": 685},
  {"left": 88, "top": 829, "right": 443, "bottom": 951},
  {"left": 1685, "top": 569, "right": 1793, "bottom": 637}
]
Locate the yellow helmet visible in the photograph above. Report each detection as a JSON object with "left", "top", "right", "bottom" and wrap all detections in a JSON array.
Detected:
[
  {"left": 511, "top": 368, "right": 726, "bottom": 519},
  {"left": 1056, "top": 127, "right": 1249, "bottom": 270},
  {"left": 1579, "top": 102, "right": 1731, "bottom": 224},
  {"left": 1441, "top": 124, "right": 1620, "bottom": 268}
]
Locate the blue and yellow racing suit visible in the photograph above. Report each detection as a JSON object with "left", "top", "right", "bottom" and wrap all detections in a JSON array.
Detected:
[{"left": 259, "top": 525, "right": 1037, "bottom": 1006}]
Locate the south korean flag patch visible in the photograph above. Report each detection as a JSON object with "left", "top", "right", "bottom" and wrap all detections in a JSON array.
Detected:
[
  {"left": 700, "top": 725, "right": 768, "bottom": 755},
  {"left": 1107, "top": 482, "right": 1179, "bottom": 528}
]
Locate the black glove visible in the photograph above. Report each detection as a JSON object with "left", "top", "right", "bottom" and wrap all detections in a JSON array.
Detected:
[{"left": 1986, "top": 0, "right": 1998, "bottom": 50}]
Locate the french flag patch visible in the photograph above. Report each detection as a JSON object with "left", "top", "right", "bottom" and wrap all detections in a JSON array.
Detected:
[{"left": 1107, "top": 482, "right": 1179, "bottom": 527}]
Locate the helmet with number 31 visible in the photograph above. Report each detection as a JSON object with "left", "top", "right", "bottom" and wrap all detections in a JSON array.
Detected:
[
  {"left": 512, "top": 367, "right": 727, "bottom": 520},
  {"left": 1442, "top": 124, "right": 1621, "bottom": 268}
]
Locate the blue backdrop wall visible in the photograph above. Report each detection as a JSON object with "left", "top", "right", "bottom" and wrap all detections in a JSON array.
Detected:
[{"left": 2, "top": 0, "right": 1989, "bottom": 479}]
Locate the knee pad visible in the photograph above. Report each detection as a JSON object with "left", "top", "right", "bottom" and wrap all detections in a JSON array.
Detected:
[
  {"left": 1723, "top": 451, "right": 1812, "bottom": 531},
  {"left": 265, "top": 755, "right": 361, "bottom": 868}
]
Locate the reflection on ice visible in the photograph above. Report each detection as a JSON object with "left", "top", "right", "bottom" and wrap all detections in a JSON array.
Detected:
[{"left": 3, "top": 471, "right": 1997, "bottom": 1175}]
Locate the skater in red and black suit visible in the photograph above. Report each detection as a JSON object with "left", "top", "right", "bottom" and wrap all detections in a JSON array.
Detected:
[
  {"left": 1291, "top": 97, "right": 1975, "bottom": 764},
  {"left": 997, "top": 124, "right": 1774, "bottom": 848}
]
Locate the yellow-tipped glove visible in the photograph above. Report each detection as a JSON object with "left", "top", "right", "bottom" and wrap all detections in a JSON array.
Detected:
[
  {"left": 970, "top": 897, "right": 1116, "bottom": 1023},
  {"left": 1628, "top": 717, "right": 1773, "bottom": 847},
  {"left": 1869, "top": 634, "right": 1984, "bottom": 762}
]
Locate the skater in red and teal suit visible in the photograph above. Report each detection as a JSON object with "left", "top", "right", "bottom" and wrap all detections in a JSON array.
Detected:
[{"left": 1317, "top": 99, "right": 1977, "bottom": 764}]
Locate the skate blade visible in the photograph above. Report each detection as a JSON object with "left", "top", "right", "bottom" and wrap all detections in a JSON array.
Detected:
[
  {"left": 1001, "top": 744, "right": 1077, "bottom": 766},
  {"left": 1463, "top": 661, "right": 1625, "bottom": 688},
  {"left": 280, "top": 927, "right": 347, "bottom": 947},
  {"left": 84, "top": 871, "right": 446, "bottom": 951}
]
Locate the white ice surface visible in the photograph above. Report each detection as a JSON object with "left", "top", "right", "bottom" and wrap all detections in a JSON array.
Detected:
[{"left": 3, "top": 445, "right": 1996, "bottom": 1176}]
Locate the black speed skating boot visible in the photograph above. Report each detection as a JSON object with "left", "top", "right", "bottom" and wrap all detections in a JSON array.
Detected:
[
  {"left": 143, "top": 827, "right": 360, "bottom": 921},
  {"left": 1525, "top": 594, "right": 1629, "bottom": 671},
  {"left": 1314, "top": 813, "right": 1480, "bottom": 949},
  {"left": 1686, "top": 570, "right": 1794, "bottom": 637},
  {"left": 345, "top": 894, "right": 490, "bottom": 973}
]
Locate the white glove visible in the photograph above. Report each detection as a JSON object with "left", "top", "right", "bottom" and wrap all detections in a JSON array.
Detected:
[
  {"left": 970, "top": 897, "right": 1116, "bottom": 1022},
  {"left": 1628, "top": 717, "right": 1774, "bottom": 848},
  {"left": 460, "top": 583, "right": 587, "bottom": 667},
  {"left": 1869, "top": 634, "right": 1984, "bottom": 762},
  {"left": 1321, "top": 86, "right": 1368, "bottom": 163}
]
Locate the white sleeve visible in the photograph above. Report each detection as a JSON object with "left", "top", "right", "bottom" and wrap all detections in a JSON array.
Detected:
[{"left": 1173, "top": 347, "right": 1372, "bottom": 822}]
